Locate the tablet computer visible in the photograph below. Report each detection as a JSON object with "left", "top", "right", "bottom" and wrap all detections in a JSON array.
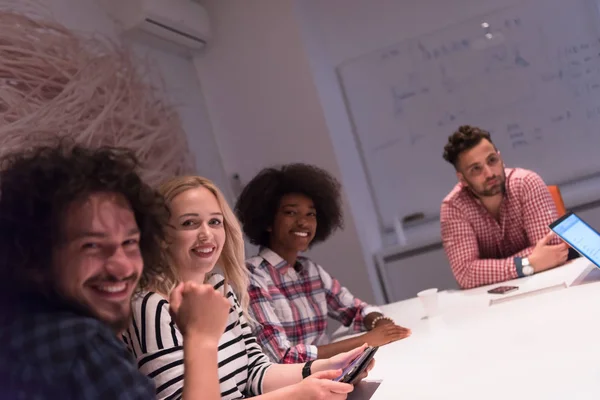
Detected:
[{"left": 549, "top": 211, "right": 600, "bottom": 268}]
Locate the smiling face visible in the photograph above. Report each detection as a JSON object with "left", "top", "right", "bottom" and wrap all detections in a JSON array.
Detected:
[
  {"left": 166, "top": 186, "right": 226, "bottom": 278},
  {"left": 51, "top": 192, "right": 142, "bottom": 332},
  {"left": 456, "top": 138, "right": 506, "bottom": 197},
  {"left": 269, "top": 193, "right": 317, "bottom": 254}
]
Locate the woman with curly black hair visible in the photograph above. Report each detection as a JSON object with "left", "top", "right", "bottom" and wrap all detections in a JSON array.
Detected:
[{"left": 235, "top": 163, "right": 411, "bottom": 364}]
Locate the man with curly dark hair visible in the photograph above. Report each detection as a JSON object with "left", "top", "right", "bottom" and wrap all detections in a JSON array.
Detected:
[
  {"left": 0, "top": 144, "right": 228, "bottom": 400},
  {"left": 235, "top": 163, "right": 410, "bottom": 364},
  {"left": 440, "top": 125, "right": 570, "bottom": 289}
]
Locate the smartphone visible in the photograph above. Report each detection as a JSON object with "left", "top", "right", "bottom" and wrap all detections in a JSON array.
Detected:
[
  {"left": 333, "top": 346, "right": 378, "bottom": 384},
  {"left": 487, "top": 285, "right": 518, "bottom": 295}
]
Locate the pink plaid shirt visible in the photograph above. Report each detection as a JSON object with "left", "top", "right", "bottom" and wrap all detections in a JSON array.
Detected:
[
  {"left": 440, "top": 168, "right": 559, "bottom": 289},
  {"left": 246, "top": 248, "right": 380, "bottom": 364}
]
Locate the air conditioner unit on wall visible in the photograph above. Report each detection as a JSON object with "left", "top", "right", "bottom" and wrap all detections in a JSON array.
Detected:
[{"left": 102, "top": 0, "right": 210, "bottom": 51}]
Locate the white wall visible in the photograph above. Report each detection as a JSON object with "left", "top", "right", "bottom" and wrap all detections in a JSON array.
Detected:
[
  {"left": 293, "top": 0, "right": 524, "bottom": 239},
  {"left": 37, "top": 0, "right": 231, "bottom": 199},
  {"left": 193, "top": 0, "right": 382, "bottom": 304}
]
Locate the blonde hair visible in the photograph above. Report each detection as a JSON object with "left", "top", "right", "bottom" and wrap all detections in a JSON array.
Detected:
[{"left": 147, "top": 176, "right": 249, "bottom": 312}]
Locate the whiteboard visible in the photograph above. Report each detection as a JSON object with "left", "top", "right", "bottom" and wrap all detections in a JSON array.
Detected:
[{"left": 338, "top": 0, "right": 600, "bottom": 229}]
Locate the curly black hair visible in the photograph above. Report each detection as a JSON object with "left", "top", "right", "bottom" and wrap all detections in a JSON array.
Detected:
[
  {"left": 0, "top": 143, "right": 169, "bottom": 298},
  {"left": 234, "top": 163, "right": 344, "bottom": 248},
  {"left": 443, "top": 125, "right": 493, "bottom": 168}
]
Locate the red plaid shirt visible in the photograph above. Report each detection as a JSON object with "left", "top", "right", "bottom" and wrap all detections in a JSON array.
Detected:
[
  {"left": 246, "top": 248, "right": 380, "bottom": 364},
  {"left": 440, "top": 168, "right": 559, "bottom": 289}
]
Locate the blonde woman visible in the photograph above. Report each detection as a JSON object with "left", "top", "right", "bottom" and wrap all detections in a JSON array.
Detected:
[{"left": 123, "top": 176, "right": 372, "bottom": 400}]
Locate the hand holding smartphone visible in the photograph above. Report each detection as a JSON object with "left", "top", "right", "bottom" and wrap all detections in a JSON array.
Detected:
[{"left": 333, "top": 346, "right": 378, "bottom": 384}]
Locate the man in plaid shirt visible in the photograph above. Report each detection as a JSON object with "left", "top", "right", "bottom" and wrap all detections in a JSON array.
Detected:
[{"left": 440, "top": 125, "right": 570, "bottom": 289}]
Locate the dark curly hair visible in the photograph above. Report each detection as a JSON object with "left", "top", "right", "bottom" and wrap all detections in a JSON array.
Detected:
[
  {"left": 234, "top": 163, "right": 343, "bottom": 248},
  {"left": 443, "top": 125, "right": 493, "bottom": 168},
  {"left": 0, "top": 143, "right": 169, "bottom": 298}
]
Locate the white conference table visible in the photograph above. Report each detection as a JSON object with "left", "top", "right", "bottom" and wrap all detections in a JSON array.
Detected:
[{"left": 345, "top": 257, "right": 600, "bottom": 399}]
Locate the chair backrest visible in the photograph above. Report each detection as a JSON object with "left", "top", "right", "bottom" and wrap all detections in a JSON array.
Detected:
[{"left": 547, "top": 185, "right": 566, "bottom": 217}]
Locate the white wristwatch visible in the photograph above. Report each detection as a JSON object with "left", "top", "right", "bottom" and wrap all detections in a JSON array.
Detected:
[{"left": 522, "top": 257, "right": 534, "bottom": 276}]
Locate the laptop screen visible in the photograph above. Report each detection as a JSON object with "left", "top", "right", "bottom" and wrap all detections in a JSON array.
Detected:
[{"left": 550, "top": 213, "right": 600, "bottom": 267}]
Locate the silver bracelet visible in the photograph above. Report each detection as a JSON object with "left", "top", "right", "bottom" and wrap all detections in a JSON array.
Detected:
[{"left": 370, "top": 315, "right": 394, "bottom": 330}]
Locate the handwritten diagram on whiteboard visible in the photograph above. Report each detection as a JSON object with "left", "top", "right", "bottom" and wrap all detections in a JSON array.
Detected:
[{"left": 338, "top": 0, "right": 600, "bottom": 228}]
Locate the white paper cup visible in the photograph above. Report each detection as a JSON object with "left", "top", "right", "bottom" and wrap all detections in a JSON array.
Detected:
[{"left": 417, "top": 288, "right": 439, "bottom": 317}]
